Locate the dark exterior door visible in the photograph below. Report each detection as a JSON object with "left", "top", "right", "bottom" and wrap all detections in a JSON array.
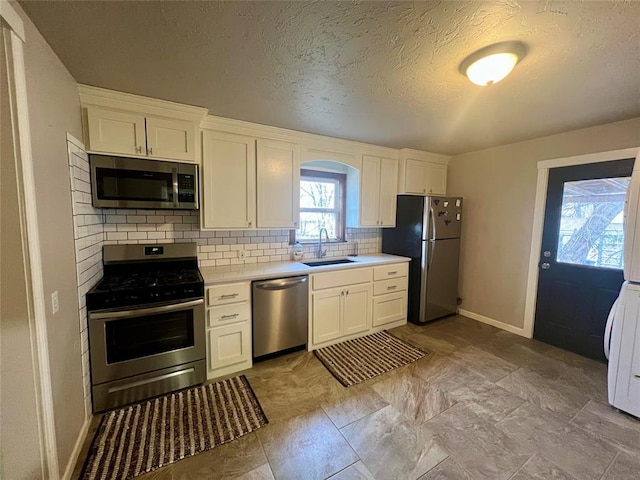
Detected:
[{"left": 533, "top": 158, "right": 635, "bottom": 361}]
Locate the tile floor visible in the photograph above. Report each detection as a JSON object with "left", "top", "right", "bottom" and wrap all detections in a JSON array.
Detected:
[{"left": 72, "top": 315, "right": 640, "bottom": 480}]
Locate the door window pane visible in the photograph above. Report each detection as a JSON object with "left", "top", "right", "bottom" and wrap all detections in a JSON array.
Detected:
[{"left": 557, "top": 177, "right": 630, "bottom": 268}]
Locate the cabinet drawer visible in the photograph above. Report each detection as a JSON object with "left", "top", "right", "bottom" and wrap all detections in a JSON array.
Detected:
[
  {"left": 312, "top": 268, "right": 372, "bottom": 291},
  {"left": 373, "top": 277, "right": 408, "bottom": 296},
  {"left": 208, "top": 303, "right": 250, "bottom": 328},
  {"left": 372, "top": 292, "right": 407, "bottom": 327},
  {"left": 207, "top": 282, "right": 250, "bottom": 306},
  {"left": 373, "top": 263, "right": 408, "bottom": 281}
]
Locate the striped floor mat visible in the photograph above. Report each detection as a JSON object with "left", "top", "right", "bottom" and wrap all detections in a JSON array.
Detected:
[
  {"left": 314, "top": 331, "right": 428, "bottom": 387},
  {"left": 80, "top": 375, "right": 267, "bottom": 480}
]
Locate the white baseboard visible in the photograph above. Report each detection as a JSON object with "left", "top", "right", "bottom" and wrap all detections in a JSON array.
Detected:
[
  {"left": 458, "top": 309, "right": 529, "bottom": 338},
  {"left": 62, "top": 417, "right": 91, "bottom": 480}
]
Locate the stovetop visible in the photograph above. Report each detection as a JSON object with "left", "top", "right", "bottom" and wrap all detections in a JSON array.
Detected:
[
  {"left": 87, "top": 263, "right": 204, "bottom": 311},
  {"left": 87, "top": 243, "right": 205, "bottom": 311},
  {"left": 92, "top": 268, "right": 202, "bottom": 292}
]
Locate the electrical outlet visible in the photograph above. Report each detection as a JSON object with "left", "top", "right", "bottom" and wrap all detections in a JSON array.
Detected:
[{"left": 51, "top": 290, "right": 59, "bottom": 315}]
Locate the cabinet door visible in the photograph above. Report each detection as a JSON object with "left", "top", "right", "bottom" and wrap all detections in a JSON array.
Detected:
[
  {"left": 208, "top": 323, "right": 251, "bottom": 371},
  {"left": 312, "top": 288, "right": 343, "bottom": 345},
  {"left": 256, "top": 139, "right": 300, "bottom": 228},
  {"left": 378, "top": 157, "right": 398, "bottom": 226},
  {"left": 372, "top": 292, "right": 407, "bottom": 327},
  {"left": 145, "top": 116, "right": 196, "bottom": 162},
  {"left": 359, "top": 155, "right": 381, "bottom": 226},
  {"left": 86, "top": 107, "right": 146, "bottom": 156},
  {"left": 343, "top": 284, "right": 371, "bottom": 335},
  {"left": 202, "top": 131, "right": 256, "bottom": 229},
  {"left": 403, "top": 159, "right": 427, "bottom": 194},
  {"left": 426, "top": 162, "right": 447, "bottom": 195}
]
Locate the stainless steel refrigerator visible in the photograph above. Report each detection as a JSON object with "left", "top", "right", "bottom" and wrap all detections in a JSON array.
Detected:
[{"left": 382, "top": 195, "right": 463, "bottom": 323}]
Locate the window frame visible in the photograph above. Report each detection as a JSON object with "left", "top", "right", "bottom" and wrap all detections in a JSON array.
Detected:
[{"left": 293, "top": 169, "right": 347, "bottom": 243}]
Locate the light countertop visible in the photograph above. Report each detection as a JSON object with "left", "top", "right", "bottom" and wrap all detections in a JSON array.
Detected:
[{"left": 200, "top": 253, "right": 410, "bottom": 285}]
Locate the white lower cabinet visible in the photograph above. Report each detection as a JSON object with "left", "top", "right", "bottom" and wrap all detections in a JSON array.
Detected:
[
  {"left": 208, "top": 324, "right": 251, "bottom": 372},
  {"left": 372, "top": 263, "right": 408, "bottom": 328},
  {"left": 206, "top": 282, "right": 252, "bottom": 379},
  {"left": 310, "top": 268, "right": 373, "bottom": 348},
  {"left": 311, "top": 282, "right": 372, "bottom": 347}
]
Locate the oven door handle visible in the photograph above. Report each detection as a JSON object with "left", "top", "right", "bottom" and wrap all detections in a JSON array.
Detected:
[{"left": 90, "top": 298, "right": 204, "bottom": 320}]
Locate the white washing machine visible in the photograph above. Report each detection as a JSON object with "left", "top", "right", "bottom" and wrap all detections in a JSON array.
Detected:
[
  {"left": 605, "top": 151, "right": 640, "bottom": 417},
  {"left": 606, "top": 282, "right": 640, "bottom": 417}
]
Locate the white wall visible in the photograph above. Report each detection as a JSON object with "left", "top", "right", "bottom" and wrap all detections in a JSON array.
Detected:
[
  {"left": 13, "top": 1, "right": 86, "bottom": 474},
  {"left": 1, "top": 18, "right": 44, "bottom": 477},
  {"left": 447, "top": 117, "right": 640, "bottom": 331}
]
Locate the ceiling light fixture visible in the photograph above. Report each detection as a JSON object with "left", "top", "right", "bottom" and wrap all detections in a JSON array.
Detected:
[{"left": 459, "top": 41, "right": 527, "bottom": 86}]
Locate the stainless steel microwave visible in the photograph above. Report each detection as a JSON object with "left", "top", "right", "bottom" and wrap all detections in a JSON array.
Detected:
[{"left": 90, "top": 155, "right": 199, "bottom": 210}]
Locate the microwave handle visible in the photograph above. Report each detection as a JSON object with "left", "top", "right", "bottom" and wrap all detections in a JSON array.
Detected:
[
  {"left": 172, "top": 167, "right": 179, "bottom": 208},
  {"left": 194, "top": 165, "right": 199, "bottom": 210}
]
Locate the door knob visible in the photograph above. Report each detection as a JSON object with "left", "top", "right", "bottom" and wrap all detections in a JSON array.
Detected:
[
  {"left": 541, "top": 263, "right": 550, "bottom": 270},
  {"left": 543, "top": 251, "right": 551, "bottom": 258}
]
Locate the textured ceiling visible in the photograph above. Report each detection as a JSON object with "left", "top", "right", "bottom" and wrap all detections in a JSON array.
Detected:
[{"left": 19, "top": 1, "right": 640, "bottom": 155}]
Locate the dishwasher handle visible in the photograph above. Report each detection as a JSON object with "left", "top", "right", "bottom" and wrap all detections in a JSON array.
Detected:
[{"left": 254, "top": 276, "right": 308, "bottom": 290}]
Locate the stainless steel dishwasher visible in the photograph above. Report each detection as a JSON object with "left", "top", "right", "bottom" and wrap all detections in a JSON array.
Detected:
[{"left": 252, "top": 276, "right": 308, "bottom": 358}]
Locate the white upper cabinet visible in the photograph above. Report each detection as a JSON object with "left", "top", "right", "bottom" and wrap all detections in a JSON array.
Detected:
[
  {"left": 348, "top": 154, "right": 398, "bottom": 227},
  {"left": 86, "top": 108, "right": 146, "bottom": 156},
  {"left": 86, "top": 107, "right": 198, "bottom": 162},
  {"left": 256, "top": 139, "right": 300, "bottom": 229},
  {"left": 359, "top": 155, "right": 381, "bottom": 226},
  {"left": 202, "top": 131, "right": 256, "bottom": 229},
  {"left": 378, "top": 157, "right": 398, "bottom": 225},
  {"left": 79, "top": 85, "right": 207, "bottom": 163},
  {"left": 145, "top": 116, "right": 196, "bottom": 162},
  {"left": 398, "top": 149, "right": 450, "bottom": 196},
  {"left": 403, "top": 159, "right": 428, "bottom": 194},
  {"left": 201, "top": 133, "right": 300, "bottom": 230}
]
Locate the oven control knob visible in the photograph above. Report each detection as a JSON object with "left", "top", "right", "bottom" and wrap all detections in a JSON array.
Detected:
[{"left": 164, "top": 289, "right": 176, "bottom": 297}]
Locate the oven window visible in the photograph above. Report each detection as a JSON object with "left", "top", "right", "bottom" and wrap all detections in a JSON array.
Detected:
[
  {"left": 105, "top": 310, "right": 194, "bottom": 364},
  {"left": 96, "top": 167, "right": 173, "bottom": 202}
]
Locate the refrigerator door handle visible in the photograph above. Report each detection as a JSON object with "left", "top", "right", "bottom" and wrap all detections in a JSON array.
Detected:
[
  {"left": 428, "top": 240, "right": 435, "bottom": 272},
  {"left": 604, "top": 296, "right": 618, "bottom": 360},
  {"left": 429, "top": 207, "right": 436, "bottom": 241}
]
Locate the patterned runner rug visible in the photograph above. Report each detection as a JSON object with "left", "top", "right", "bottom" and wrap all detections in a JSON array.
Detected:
[
  {"left": 81, "top": 375, "right": 267, "bottom": 480},
  {"left": 314, "top": 331, "right": 428, "bottom": 387}
]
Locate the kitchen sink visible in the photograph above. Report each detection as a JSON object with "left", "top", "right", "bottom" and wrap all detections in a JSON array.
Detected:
[{"left": 303, "top": 258, "right": 356, "bottom": 267}]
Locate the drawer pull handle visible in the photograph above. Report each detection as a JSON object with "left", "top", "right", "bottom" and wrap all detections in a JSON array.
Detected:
[
  {"left": 387, "top": 285, "right": 398, "bottom": 290},
  {"left": 219, "top": 293, "right": 239, "bottom": 299},
  {"left": 220, "top": 313, "right": 240, "bottom": 319},
  {"left": 388, "top": 271, "right": 398, "bottom": 275}
]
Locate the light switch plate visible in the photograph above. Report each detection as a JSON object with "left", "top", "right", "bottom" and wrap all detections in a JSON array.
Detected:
[{"left": 51, "top": 291, "right": 59, "bottom": 315}]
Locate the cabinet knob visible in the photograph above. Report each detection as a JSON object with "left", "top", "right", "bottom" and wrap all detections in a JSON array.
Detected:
[
  {"left": 248, "top": 221, "right": 252, "bottom": 227},
  {"left": 423, "top": 188, "right": 426, "bottom": 193},
  {"left": 148, "top": 147, "right": 153, "bottom": 155},
  {"left": 136, "top": 146, "right": 143, "bottom": 154}
]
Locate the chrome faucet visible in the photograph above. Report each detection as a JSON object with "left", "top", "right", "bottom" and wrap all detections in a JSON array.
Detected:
[{"left": 317, "top": 227, "right": 329, "bottom": 258}]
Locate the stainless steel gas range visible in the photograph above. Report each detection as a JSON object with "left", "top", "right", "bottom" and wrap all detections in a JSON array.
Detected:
[{"left": 86, "top": 243, "right": 205, "bottom": 412}]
